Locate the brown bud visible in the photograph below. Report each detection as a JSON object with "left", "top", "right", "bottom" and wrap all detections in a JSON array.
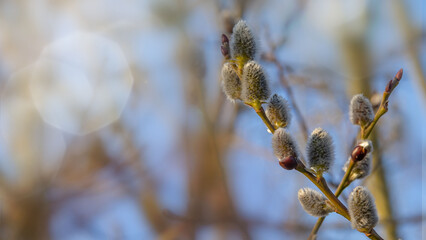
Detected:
[
  {"left": 221, "top": 34, "right": 229, "bottom": 45},
  {"left": 221, "top": 46, "right": 229, "bottom": 58},
  {"left": 351, "top": 146, "right": 367, "bottom": 162},
  {"left": 221, "top": 34, "right": 230, "bottom": 59},
  {"left": 279, "top": 156, "right": 298, "bottom": 170},
  {"left": 395, "top": 68, "right": 403, "bottom": 81},
  {"left": 385, "top": 79, "right": 392, "bottom": 93}
]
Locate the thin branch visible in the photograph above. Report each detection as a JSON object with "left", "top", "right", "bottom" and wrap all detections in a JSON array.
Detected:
[
  {"left": 262, "top": 53, "right": 309, "bottom": 140},
  {"left": 308, "top": 69, "right": 403, "bottom": 237}
]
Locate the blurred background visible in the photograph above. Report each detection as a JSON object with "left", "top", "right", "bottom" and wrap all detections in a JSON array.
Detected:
[{"left": 0, "top": 0, "right": 424, "bottom": 239}]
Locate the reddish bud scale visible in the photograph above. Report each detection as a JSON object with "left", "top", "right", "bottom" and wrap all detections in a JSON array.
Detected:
[
  {"left": 279, "top": 156, "right": 297, "bottom": 170},
  {"left": 221, "top": 34, "right": 229, "bottom": 45},
  {"left": 385, "top": 80, "right": 392, "bottom": 93},
  {"left": 395, "top": 68, "right": 403, "bottom": 81},
  {"left": 351, "top": 146, "right": 367, "bottom": 162},
  {"left": 221, "top": 34, "right": 230, "bottom": 58},
  {"left": 221, "top": 46, "right": 229, "bottom": 58}
]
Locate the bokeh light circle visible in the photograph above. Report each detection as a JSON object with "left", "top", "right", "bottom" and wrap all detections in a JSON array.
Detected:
[{"left": 30, "top": 32, "right": 133, "bottom": 135}]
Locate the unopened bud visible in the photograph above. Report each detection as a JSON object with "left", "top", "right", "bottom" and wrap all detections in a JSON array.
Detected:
[
  {"left": 279, "top": 156, "right": 297, "bottom": 170},
  {"left": 265, "top": 94, "right": 291, "bottom": 128},
  {"left": 385, "top": 79, "right": 392, "bottom": 93},
  {"left": 221, "top": 34, "right": 229, "bottom": 45},
  {"left": 349, "top": 94, "right": 374, "bottom": 126},
  {"left": 230, "top": 20, "right": 257, "bottom": 61},
  {"left": 241, "top": 61, "right": 270, "bottom": 103},
  {"left": 221, "top": 63, "right": 241, "bottom": 101},
  {"left": 298, "top": 188, "right": 334, "bottom": 217},
  {"left": 272, "top": 128, "right": 300, "bottom": 161},
  {"left": 343, "top": 155, "right": 372, "bottom": 181},
  {"left": 348, "top": 186, "right": 378, "bottom": 232},
  {"left": 351, "top": 146, "right": 367, "bottom": 162},
  {"left": 221, "top": 34, "right": 230, "bottom": 59},
  {"left": 395, "top": 68, "right": 403, "bottom": 81},
  {"left": 306, "top": 128, "right": 334, "bottom": 175}
]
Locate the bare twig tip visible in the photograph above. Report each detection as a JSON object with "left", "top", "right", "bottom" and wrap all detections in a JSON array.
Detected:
[{"left": 395, "top": 68, "right": 403, "bottom": 81}]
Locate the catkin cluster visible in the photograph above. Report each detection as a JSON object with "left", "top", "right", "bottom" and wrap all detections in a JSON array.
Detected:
[
  {"left": 221, "top": 20, "right": 270, "bottom": 106},
  {"left": 220, "top": 19, "right": 385, "bottom": 238}
]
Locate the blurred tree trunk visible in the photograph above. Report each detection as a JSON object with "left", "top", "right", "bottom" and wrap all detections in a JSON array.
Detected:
[{"left": 2, "top": 189, "right": 49, "bottom": 240}]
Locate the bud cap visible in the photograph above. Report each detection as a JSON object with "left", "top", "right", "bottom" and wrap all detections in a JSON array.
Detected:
[
  {"left": 279, "top": 156, "right": 297, "bottom": 170},
  {"left": 343, "top": 155, "right": 372, "bottom": 181}
]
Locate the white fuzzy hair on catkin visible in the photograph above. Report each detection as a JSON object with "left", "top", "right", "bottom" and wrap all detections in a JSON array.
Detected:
[
  {"left": 349, "top": 94, "right": 374, "bottom": 126},
  {"left": 266, "top": 94, "right": 291, "bottom": 128},
  {"left": 298, "top": 188, "right": 334, "bottom": 217},
  {"left": 230, "top": 20, "right": 257, "bottom": 60},
  {"left": 272, "top": 128, "right": 299, "bottom": 161},
  {"left": 241, "top": 61, "right": 270, "bottom": 103},
  {"left": 221, "top": 63, "right": 241, "bottom": 101},
  {"left": 348, "top": 186, "right": 378, "bottom": 231},
  {"left": 306, "top": 128, "right": 334, "bottom": 174}
]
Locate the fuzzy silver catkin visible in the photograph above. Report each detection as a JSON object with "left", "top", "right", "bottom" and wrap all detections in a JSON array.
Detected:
[
  {"left": 348, "top": 186, "right": 378, "bottom": 231},
  {"left": 343, "top": 155, "right": 372, "bottom": 181},
  {"left": 358, "top": 140, "right": 373, "bottom": 154},
  {"left": 266, "top": 94, "right": 291, "bottom": 128},
  {"left": 272, "top": 128, "right": 299, "bottom": 160},
  {"left": 349, "top": 94, "right": 374, "bottom": 126},
  {"left": 241, "top": 61, "right": 270, "bottom": 103},
  {"left": 221, "top": 63, "right": 241, "bottom": 101},
  {"left": 230, "top": 20, "right": 257, "bottom": 61},
  {"left": 298, "top": 188, "right": 334, "bottom": 217},
  {"left": 306, "top": 128, "right": 334, "bottom": 174}
]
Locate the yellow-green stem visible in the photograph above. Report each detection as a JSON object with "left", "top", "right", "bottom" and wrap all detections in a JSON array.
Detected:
[
  {"left": 309, "top": 160, "right": 355, "bottom": 238},
  {"left": 362, "top": 108, "right": 386, "bottom": 139},
  {"left": 253, "top": 105, "right": 276, "bottom": 134}
]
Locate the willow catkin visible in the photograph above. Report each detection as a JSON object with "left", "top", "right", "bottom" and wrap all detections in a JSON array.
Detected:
[
  {"left": 221, "top": 63, "right": 241, "bottom": 101},
  {"left": 230, "top": 20, "right": 257, "bottom": 61},
  {"left": 306, "top": 128, "right": 334, "bottom": 175},
  {"left": 348, "top": 186, "right": 378, "bottom": 231},
  {"left": 298, "top": 188, "right": 334, "bottom": 217},
  {"left": 272, "top": 128, "right": 299, "bottom": 161},
  {"left": 349, "top": 94, "right": 374, "bottom": 126},
  {"left": 265, "top": 94, "right": 291, "bottom": 128},
  {"left": 241, "top": 61, "right": 270, "bottom": 103}
]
